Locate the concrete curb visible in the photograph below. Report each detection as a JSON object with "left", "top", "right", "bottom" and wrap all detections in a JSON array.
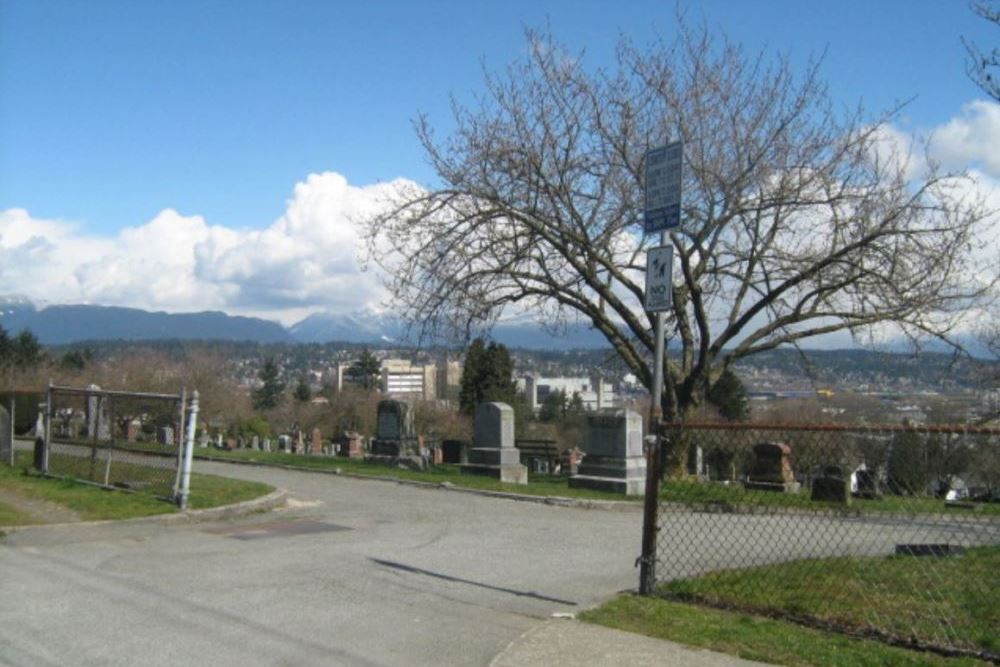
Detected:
[
  {"left": 0, "top": 488, "right": 289, "bottom": 534},
  {"left": 193, "top": 455, "right": 643, "bottom": 513}
]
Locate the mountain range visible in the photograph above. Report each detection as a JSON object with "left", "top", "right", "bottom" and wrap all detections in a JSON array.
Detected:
[{"left": 0, "top": 296, "right": 610, "bottom": 349}]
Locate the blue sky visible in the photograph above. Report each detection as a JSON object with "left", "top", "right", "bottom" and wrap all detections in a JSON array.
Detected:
[{"left": 0, "top": 0, "right": 998, "bottom": 325}]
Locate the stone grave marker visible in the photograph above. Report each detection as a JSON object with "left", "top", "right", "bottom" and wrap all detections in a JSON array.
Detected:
[
  {"left": 368, "top": 399, "right": 422, "bottom": 467},
  {"left": 460, "top": 402, "right": 527, "bottom": 484},
  {"left": 341, "top": 431, "right": 364, "bottom": 459},
  {"left": 126, "top": 420, "right": 141, "bottom": 442},
  {"left": 251, "top": 435, "right": 260, "bottom": 451},
  {"left": 745, "top": 442, "right": 799, "bottom": 493},
  {"left": 310, "top": 428, "right": 323, "bottom": 455},
  {"left": 811, "top": 465, "right": 850, "bottom": 504},
  {"left": 853, "top": 466, "right": 881, "bottom": 499},
  {"left": 158, "top": 426, "right": 175, "bottom": 446},
  {"left": 569, "top": 409, "right": 646, "bottom": 495}
]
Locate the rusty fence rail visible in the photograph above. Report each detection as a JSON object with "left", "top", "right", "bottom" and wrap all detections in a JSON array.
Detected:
[{"left": 648, "top": 421, "right": 1000, "bottom": 661}]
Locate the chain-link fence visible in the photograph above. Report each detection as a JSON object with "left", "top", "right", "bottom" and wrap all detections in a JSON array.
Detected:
[
  {"left": 44, "top": 384, "right": 188, "bottom": 499},
  {"left": 648, "top": 422, "right": 1000, "bottom": 661}
]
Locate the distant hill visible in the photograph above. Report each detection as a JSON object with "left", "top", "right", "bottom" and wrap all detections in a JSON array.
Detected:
[
  {"left": 287, "top": 309, "right": 611, "bottom": 349},
  {"left": 0, "top": 297, "right": 292, "bottom": 344}
]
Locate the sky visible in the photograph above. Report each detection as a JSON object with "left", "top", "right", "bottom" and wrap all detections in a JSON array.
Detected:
[{"left": 1, "top": 0, "right": 998, "bottom": 327}]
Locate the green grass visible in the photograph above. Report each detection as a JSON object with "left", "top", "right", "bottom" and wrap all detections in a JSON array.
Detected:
[
  {"left": 193, "top": 447, "right": 635, "bottom": 501},
  {"left": 660, "top": 479, "right": 1000, "bottom": 516},
  {"left": 196, "top": 447, "right": 1000, "bottom": 517},
  {"left": 1, "top": 451, "right": 274, "bottom": 523},
  {"left": 0, "top": 500, "right": 33, "bottom": 526},
  {"left": 580, "top": 595, "right": 991, "bottom": 667},
  {"left": 659, "top": 546, "right": 1000, "bottom": 655}
]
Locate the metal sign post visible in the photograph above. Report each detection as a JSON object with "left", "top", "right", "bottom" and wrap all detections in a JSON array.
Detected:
[{"left": 639, "top": 142, "right": 682, "bottom": 595}]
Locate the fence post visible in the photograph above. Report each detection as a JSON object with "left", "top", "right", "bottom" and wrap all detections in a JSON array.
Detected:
[
  {"left": 177, "top": 390, "right": 199, "bottom": 510},
  {"left": 639, "top": 429, "right": 662, "bottom": 594},
  {"left": 42, "top": 382, "right": 51, "bottom": 474}
]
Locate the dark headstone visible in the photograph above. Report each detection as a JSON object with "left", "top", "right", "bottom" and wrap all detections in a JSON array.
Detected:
[
  {"left": 745, "top": 442, "right": 799, "bottom": 493},
  {"left": 811, "top": 467, "right": 850, "bottom": 505},
  {"left": 854, "top": 468, "right": 881, "bottom": 499},
  {"left": 441, "top": 440, "right": 467, "bottom": 464}
]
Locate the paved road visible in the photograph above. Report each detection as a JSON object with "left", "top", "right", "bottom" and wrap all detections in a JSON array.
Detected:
[
  {"left": 0, "top": 461, "right": 644, "bottom": 667},
  {"left": 3, "top": 458, "right": 997, "bottom": 666}
]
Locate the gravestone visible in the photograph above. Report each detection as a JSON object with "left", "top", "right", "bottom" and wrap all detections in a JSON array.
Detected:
[
  {"left": 197, "top": 432, "right": 210, "bottom": 448},
  {"left": 0, "top": 404, "right": 12, "bottom": 467},
  {"left": 686, "top": 443, "right": 704, "bottom": 477},
  {"left": 460, "top": 402, "right": 527, "bottom": 484},
  {"left": 341, "top": 431, "right": 365, "bottom": 459},
  {"left": 811, "top": 465, "right": 850, "bottom": 505},
  {"left": 744, "top": 442, "right": 799, "bottom": 493},
  {"left": 85, "top": 386, "right": 111, "bottom": 440},
  {"left": 560, "top": 447, "right": 583, "bottom": 476},
  {"left": 705, "top": 448, "right": 736, "bottom": 481},
  {"left": 262, "top": 437, "right": 272, "bottom": 452},
  {"left": 251, "top": 435, "right": 260, "bottom": 451},
  {"left": 157, "top": 426, "right": 174, "bottom": 446},
  {"left": 310, "top": 428, "right": 323, "bottom": 455},
  {"left": 215, "top": 433, "right": 224, "bottom": 448},
  {"left": 853, "top": 467, "right": 881, "bottom": 499},
  {"left": 126, "top": 420, "right": 141, "bottom": 442},
  {"left": 440, "top": 439, "right": 467, "bottom": 464},
  {"left": 367, "top": 399, "right": 425, "bottom": 468},
  {"left": 294, "top": 430, "right": 304, "bottom": 454},
  {"left": 278, "top": 434, "right": 291, "bottom": 452},
  {"left": 569, "top": 409, "right": 646, "bottom": 495},
  {"left": 32, "top": 405, "right": 45, "bottom": 437}
]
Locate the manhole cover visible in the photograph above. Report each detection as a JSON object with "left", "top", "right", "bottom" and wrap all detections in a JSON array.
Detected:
[{"left": 205, "top": 520, "right": 351, "bottom": 540}]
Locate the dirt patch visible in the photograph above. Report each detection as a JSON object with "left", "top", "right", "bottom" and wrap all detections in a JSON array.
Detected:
[{"left": 0, "top": 487, "right": 82, "bottom": 525}]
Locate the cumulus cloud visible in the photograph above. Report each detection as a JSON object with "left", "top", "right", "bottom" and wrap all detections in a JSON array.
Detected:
[{"left": 0, "top": 172, "right": 412, "bottom": 324}]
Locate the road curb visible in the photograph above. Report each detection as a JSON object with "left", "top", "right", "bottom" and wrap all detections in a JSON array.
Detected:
[
  {"left": 0, "top": 488, "right": 289, "bottom": 534},
  {"left": 193, "top": 455, "right": 642, "bottom": 513}
]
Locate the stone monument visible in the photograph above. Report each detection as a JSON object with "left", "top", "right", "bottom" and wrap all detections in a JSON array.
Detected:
[
  {"left": 569, "top": 409, "right": 646, "bottom": 495},
  {"left": 340, "top": 431, "right": 365, "bottom": 459},
  {"left": 811, "top": 465, "right": 850, "bottom": 504},
  {"left": 367, "top": 399, "right": 425, "bottom": 468},
  {"left": 460, "top": 402, "right": 527, "bottom": 484},
  {"left": 310, "top": 428, "right": 323, "bottom": 455},
  {"left": 744, "top": 442, "right": 800, "bottom": 493}
]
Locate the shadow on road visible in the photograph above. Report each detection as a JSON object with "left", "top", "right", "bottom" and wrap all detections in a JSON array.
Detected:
[{"left": 368, "top": 557, "right": 578, "bottom": 606}]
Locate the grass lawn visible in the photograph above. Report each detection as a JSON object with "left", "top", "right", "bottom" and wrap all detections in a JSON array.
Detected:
[
  {"left": 1, "top": 451, "right": 274, "bottom": 523},
  {"left": 660, "top": 479, "right": 1000, "bottom": 517},
  {"left": 660, "top": 546, "right": 1000, "bottom": 656},
  {"left": 580, "top": 595, "right": 992, "bottom": 667},
  {"left": 192, "top": 447, "right": 635, "bottom": 501},
  {"left": 0, "top": 500, "right": 33, "bottom": 526},
  {"left": 192, "top": 447, "right": 1000, "bottom": 517}
]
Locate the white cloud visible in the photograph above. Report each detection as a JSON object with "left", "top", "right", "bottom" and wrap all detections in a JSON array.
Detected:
[
  {"left": 0, "top": 172, "right": 413, "bottom": 324},
  {"left": 929, "top": 99, "right": 1000, "bottom": 178}
]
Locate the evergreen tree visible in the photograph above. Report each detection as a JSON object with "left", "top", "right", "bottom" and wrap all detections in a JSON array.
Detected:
[
  {"left": 538, "top": 389, "right": 567, "bottom": 422},
  {"left": 294, "top": 376, "right": 312, "bottom": 402},
  {"left": 347, "top": 348, "right": 381, "bottom": 391},
  {"left": 252, "top": 357, "right": 285, "bottom": 410},
  {"left": 708, "top": 369, "right": 750, "bottom": 422},
  {"left": 12, "top": 329, "right": 43, "bottom": 368},
  {"left": 459, "top": 338, "right": 518, "bottom": 413}
]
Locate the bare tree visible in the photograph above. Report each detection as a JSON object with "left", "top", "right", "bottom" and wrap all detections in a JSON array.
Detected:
[
  {"left": 964, "top": 1, "right": 1000, "bottom": 102},
  {"left": 364, "top": 24, "right": 997, "bottom": 419}
]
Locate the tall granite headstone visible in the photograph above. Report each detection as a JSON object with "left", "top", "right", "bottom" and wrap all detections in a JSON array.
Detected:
[
  {"left": 569, "top": 409, "right": 646, "bottom": 495},
  {"left": 310, "top": 428, "right": 323, "bottom": 455},
  {"left": 368, "top": 399, "right": 422, "bottom": 466},
  {"left": 460, "top": 402, "right": 527, "bottom": 484}
]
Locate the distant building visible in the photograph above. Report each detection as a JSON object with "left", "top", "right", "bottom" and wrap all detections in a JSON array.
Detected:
[
  {"left": 329, "top": 357, "right": 462, "bottom": 402},
  {"left": 518, "top": 375, "right": 618, "bottom": 412}
]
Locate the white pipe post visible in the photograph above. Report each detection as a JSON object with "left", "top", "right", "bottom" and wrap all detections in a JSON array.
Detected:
[{"left": 178, "top": 390, "right": 199, "bottom": 510}]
